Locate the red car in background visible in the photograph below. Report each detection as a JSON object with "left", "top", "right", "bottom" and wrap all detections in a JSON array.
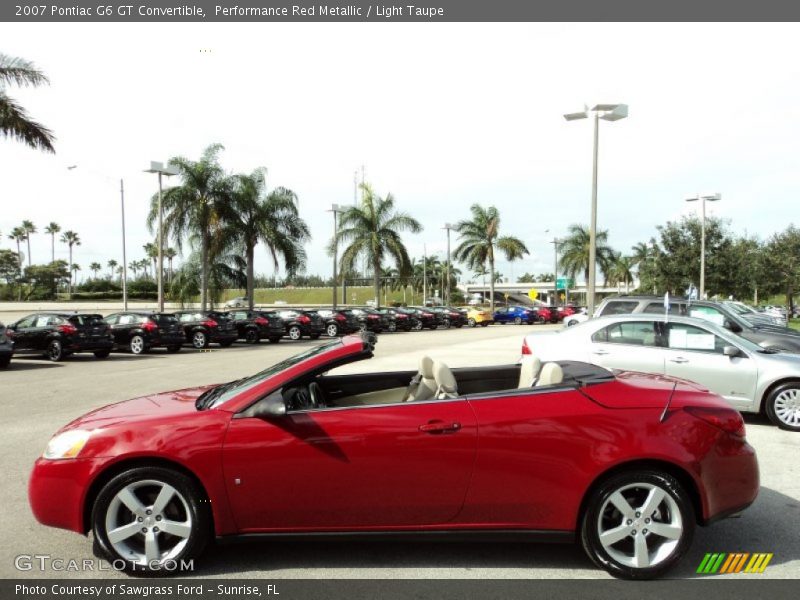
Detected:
[{"left": 29, "top": 334, "right": 758, "bottom": 579}]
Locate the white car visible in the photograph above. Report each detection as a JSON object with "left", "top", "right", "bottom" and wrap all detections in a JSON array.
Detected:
[
  {"left": 563, "top": 310, "right": 589, "bottom": 327},
  {"left": 522, "top": 313, "right": 800, "bottom": 431},
  {"left": 224, "top": 296, "right": 248, "bottom": 308}
]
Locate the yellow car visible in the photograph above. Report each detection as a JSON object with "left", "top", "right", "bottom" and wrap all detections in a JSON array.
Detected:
[{"left": 464, "top": 307, "right": 493, "bottom": 327}]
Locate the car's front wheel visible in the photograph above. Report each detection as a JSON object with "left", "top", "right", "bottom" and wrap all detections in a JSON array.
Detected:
[
  {"left": 467, "top": 318, "right": 476, "bottom": 328},
  {"left": 765, "top": 382, "right": 800, "bottom": 431},
  {"left": 580, "top": 470, "right": 694, "bottom": 580},
  {"left": 91, "top": 467, "right": 210, "bottom": 574}
]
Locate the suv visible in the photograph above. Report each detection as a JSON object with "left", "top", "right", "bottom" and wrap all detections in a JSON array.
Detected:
[
  {"left": 594, "top": 295, "right": 800, "bottom": 353},
  {"left": 226, "top": 310, "right": 284, "bottom": 344},
  {"left": 174, "top": 311, "right": 239, "bottom": 349},
  {"left": 104, "top": 312, "right": 185, "bottom": 354},
  {"left": 6, "top": 312, "right": 114, "bottom": 361}
]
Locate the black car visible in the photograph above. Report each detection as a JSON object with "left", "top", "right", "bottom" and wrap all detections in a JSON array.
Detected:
[
  {"left": 316, "top": 309, "right": 362, "bottom": 337},
  {"left": 174, "top": 311, "right": 239, "bottom": 349},
  {"left": 347, "top": 307, "right": 388, "bottom": 333},
  {"left": 430, "top": 306, "right": 467, "bottom": 328},
  {"left": 6, "top": 312, "right": 114, "bottom": 361},
  {"left": 274, "top": 309, "right": 326, "bottom": 341},
  {"left": 104, "top": 312, "right": 185, "bottom": 354},
  {"left": 406, "top": 306, "right": 441, "bottom": 330},
  {"left": 377, "top": 307, "right": 414, "bottom": 332},
  {"left": 0, "top": 322, "right": 13, "bottom": 368},
  {"left": 226, "top": 310, "right": 284, "bottom": 344}
]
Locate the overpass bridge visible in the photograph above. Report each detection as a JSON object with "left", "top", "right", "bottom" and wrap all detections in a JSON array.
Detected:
[{"left": 459, "top": 282, "right": 635, "bottom": 306}]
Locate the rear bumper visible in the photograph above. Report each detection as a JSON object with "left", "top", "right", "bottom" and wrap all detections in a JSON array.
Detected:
[{"left": 701, "top": 438, "right": 759, "bottom": 524}]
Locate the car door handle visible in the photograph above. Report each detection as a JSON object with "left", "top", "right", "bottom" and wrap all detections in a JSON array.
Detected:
[
  {"left": 592, "top": 349, "right": 609, "bottom": 355},
  {"left": 669, "top": 357, "right": 689, "bottom": 363},
  {"left": 419, "top": 421, "right": 461, "bottom": 434}
]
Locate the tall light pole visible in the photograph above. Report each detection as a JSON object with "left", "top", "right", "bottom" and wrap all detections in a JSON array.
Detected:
[
  {"left": 564, "top": 103, "right": 628, "bottom": 316},
  {"left": 329, "top": 203, "right": 345, "bottom": 308},
  {"left": 686, "top": 193, "right": 721, "bottom": 299},
  {"left": 443, "top": 223, "right": 453, "bottom": 306},
  {"left": 145, "top": 161, "right": 178, "bottom": 312},
  {"left": 550, "top": 237, "right": 560, "bottom": 306},
  {"left": 67, "top": 165, "right": 128, "bottom": 310}
]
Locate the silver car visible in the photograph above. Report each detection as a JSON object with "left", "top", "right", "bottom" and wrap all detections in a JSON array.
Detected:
[{"left": 522, "top": 314, "right": 800, "bottom": 431}]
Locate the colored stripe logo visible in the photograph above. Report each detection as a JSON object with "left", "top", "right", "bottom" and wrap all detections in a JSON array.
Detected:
[{"left": 697, "top": 553, "right": 773, "bottom": 574}]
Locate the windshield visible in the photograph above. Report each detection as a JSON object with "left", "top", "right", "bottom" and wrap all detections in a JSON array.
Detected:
[{"left": 197, "top": 339, "right": 342, "bottom": 410}]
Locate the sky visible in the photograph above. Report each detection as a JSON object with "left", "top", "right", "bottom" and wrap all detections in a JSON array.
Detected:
[{"left": 2, "top": 22, "right": 800, "bottom": 284}]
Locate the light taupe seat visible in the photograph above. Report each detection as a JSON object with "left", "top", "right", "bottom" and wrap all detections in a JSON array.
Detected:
[
  {"left": 433, "top": 360, "right": 459, "bottom": 399},
  {"left": 404, "top": 356, "right": 437, "bottom": 401},
  {"left": 518, "top": 356, "right": 542, "bottom": 388},
  {"left": 535, "top": 362, "right": 564, "bottom": 387}
]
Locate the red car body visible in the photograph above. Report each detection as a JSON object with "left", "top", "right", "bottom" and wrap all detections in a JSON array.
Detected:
[{"left": 29, "top": 335, "right": 758, "bottom": 577}]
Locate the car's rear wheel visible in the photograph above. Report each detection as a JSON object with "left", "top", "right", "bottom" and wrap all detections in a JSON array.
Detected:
[
  {"left": 94, "top": 350, "right": 111, "bottom": 359},
  {"left": 46, "top": 340, "right": 63, "bottom": 362},
  {"left": 326, "top": 323, "right": 339, "bottom": 337},
  {"left": 91, "top": 467, "right": 210, "bottom": 574},
  {"left": 581, "top": 471, "right": 694, "bottom": 580},
  {"left": 412, "top": 320, "right": 423, "bottom": 331},
  {"left": 129, "top": 335, "right": 146, "bottom": 355},
  {"left": 765, "top": 382, "right": 800, "bottom": 431},
  {"left": 467, "top": 318, "right": 476, "bottom": 328},
  {"left": 388, "top": 322, "right": 397, "bottom": 332},
  {"left": 514, "top": 316, "right": 522, "bottom": 325},
  {"left": 192, "top": 331, "right": 209, "bottom": 349},
  {"left": 244, "top": 329, "right": 259, "bottom": 344},
  {"left": 288, "top": 325, "right": 303, "bottom": 341},
  {"left": 567, "top": 319, "right": 579, "bottom": 327}
]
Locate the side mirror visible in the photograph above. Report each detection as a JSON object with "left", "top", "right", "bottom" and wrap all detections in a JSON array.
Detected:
[
  {"left": 723, "top": 345, "right": 742, "bottom": 358},
  {"left": 238, "top": 390, "right": 286, "bottom": 419}
]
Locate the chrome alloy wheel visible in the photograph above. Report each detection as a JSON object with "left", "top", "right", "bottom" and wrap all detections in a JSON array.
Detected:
[
  {"left": 104, "top": 479, "right": 192, "bottom": 567},
  {"left": 597, "top": 482, "right": 683, "bottom": 569},
  {"left": 130, "top": 335, "right": 145, "bottom": 354},
  {"left": 192, "top": 331, "right": 207, "bottom": 348},
  {"left": 326, "top": 324, "right": 339, "bottom": 337},
  {"left": 773, "top": 388, "right": 800, "bottom": 427}
]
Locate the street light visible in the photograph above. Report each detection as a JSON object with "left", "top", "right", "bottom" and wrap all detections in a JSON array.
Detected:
[
  {"left": 67, "top": 165, "right": 128, "bottom": 311},
  {"left": 564, "top": 103, "right": 628, "bottom": 316},
  {"left": 550, "top": 237, "right": 560, "bottom": 306},
  {"left": 329, "top": 203, "right": 345, "bottom": 308},
  {"left": 685, "top": 192, "right": 721, "bottom": 299},
  {"left": 144, "top": 161, "right": 179, "bottom": 312},
  {"left": 443, "top": 223, "right": 453, "bottom": 306}
]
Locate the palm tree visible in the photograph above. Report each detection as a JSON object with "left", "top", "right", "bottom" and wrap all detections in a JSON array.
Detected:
[
  {"left": 558, "top": 224, "right": 615, "bottom": 286},
  {"left": 89, "top": 262, "right": 102, "bottom": 279},
  {"left": 44, "top": 222, "right": 60, "bottom": 263},
  {"left": 334, "top": 183, "right": 422, "bottom": 307},
  {"left": 606, "top": 251, "right": 635, "bottom": 292},
  {"left": 128, "top": 261, "right": 139, "bottom": 280},
  {"left": 8, "top": 226, "right": 26, "bottom": 265},
  {"left": 107, "top": 259, "right": 118, "bottom": 280},
  {"left": 147, "top": 143, "right": 229, "bottom": 311},
  {"left": 21, "top": 220, "right": 36, "bottom": 266},
  {"left": 60, "top": 230, "right": 80, "bottom": 297},
  {"left": 0, "top": 53, "right": 56, "bottom": 153},
  {"left": 453, "top": 204, "right": 529, "bottom": 314},
  {"left": 70, "top": 263, "right": 81, "bottom": 288},
  {"left": 144, "top": 242, "right": 158, "bottom": 279},
  {"left": 224, "top": 169, "right": 310, "bottom": 310},
  {"left": 164, "top": 248, "right": 176, "bottom": 282}
]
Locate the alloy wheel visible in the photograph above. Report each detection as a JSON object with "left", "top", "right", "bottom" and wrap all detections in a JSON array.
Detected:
[
  {"left": 192, "top": 332, "right": 208, "bottom": 349},
  {"left": 773, "top": 388, "right": 800, "bottom": 428},
  {"left": 130, "top": 335, "right": 145, "bottom": 354},
  {"left": 289, "top": 326, "right": 302, "bottom": 341},
  {"left": 327, "top": 324, "right": 339, "bottom": 337}
]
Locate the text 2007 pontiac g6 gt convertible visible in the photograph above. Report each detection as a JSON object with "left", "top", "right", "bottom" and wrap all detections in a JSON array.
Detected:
[{"left": 29, "top": 334, "right": 758, "bottom": 579}]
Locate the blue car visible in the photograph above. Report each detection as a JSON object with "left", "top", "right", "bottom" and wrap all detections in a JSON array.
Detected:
[{"left": 493, "top": 305, "right": 537, "bottom": 325}]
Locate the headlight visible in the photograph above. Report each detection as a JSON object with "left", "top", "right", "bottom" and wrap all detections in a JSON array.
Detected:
[{"left": 43, "top": 430, "right": 92, "bottom": 460}]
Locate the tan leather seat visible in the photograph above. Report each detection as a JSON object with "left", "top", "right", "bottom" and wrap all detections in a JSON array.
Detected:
[
  {"left": 433, "top": 360, "right": 459, "bottom": 399},
  {"left": 536, "top": 362, "right": 564, "bottom": 387},
  {"left": 518, "top": 356, "right": 542, "bottom": 388},
  {"left": 405, "top": 356, "right": 437, "bottom": 401}
]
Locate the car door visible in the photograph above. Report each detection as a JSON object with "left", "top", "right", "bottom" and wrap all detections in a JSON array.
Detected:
[
  {"left": 587, "top": 320, "right": 666, "bottom": 375},
  {"left": 222, "top": 396, "right": 477, "bottom": 531},
  {"left": 663, "top": 322, "right": 758, "bottom": 412},
  {"left": 9, "top": 315, "right": 37, "bottom": 350},
  {"left": 29, "top": 314, "right": 57, "bottom": 350}
]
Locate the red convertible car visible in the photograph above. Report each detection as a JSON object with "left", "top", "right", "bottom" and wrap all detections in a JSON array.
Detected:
[{"left": 29, "top": 334, "right": 758, "bottom": 579}]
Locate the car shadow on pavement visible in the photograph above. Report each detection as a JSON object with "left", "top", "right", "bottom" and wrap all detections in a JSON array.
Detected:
[{"left": 2, "top": 358, "right": 63, "bottom": 371}]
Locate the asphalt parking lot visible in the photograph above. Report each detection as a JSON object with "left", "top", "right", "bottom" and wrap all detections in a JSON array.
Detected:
[{"left": 2, "top": 324, "right": 798, "bottom": 579}]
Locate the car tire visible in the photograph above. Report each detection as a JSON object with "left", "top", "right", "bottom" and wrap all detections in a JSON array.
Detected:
[
  {"left": 94, "top": 350, "right": 111, "bottom": 359},
  {"left": 580, "top": 470, "right": 695, "bottom": 580},
  {"left": 412, "top": 321, "right": 423, "bottom": 331},
  {"left": 244, "top": 329, "right": 260, "bottom": 344},
  {"left": 513, "top": 316, "right": 522, "bottom": 325},
  {"left": 765, "top": 382, "right": 800, "bottom": 431},
  {"left": 192, "top": 331, "right": 209, "bottom": 349},
  {"left": 388, "top": 322, "right": 397, "bottom": 333},
  {"left": 468, "top": 318, "right": 476, "bottom": 328},
  {"left": 442, "top": 318, "right": 451, "bottom": 329},
  {"left": 326, "top": 323, "right": 339, "bottom": 337},
  {"left": 46, "top": 340, "right": 64, "bottom": 362},
  {"left": 91, "top": 466, "right": 210, "bottom": 574},
  {"left": 167, "top": 346, "right": 182, "bottom": 353},
  {"left": 129, "top": 335, "right": 146, "bottom": 355},
  {"left": 288, "top": 326, "right": 302, "bottom": 341}
]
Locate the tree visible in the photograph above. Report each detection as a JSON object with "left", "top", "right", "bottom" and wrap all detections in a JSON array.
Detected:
[
  {"left": 22, "top": 261, "right": 68, "bottom": 300},
  {"left": 763, "top": 226, "right": 800, "bottom": 313},
  {"left": 558, "top": 224, "right": 614, "bottom": 286},
  {"left": 0, "top": 249, "right": 21, "bottom": 286},
  {"left": 89, "top": 262, "right": 102, "bottom": 279},
  {"left": 128, "top": 261, "right": 139, "bottom": 280},
  {"left": 7, "top": 226, "right": 26, "bottom": 265},
  {"left": 144, "top": 242, "right": 158, "bottom": 280},
  {"left": 168, "top": 249, "right": 246, "bottom": 308},
  {"left": 164, "top": 248, "right": 176, "bottom": 282},
  {"left": 536, "top": 273, "right": 555, "bottom": 283},
  {"left": 0, "top": 53, "right": 55, "bottom": 153},
  {"left": 606, "top": 251, "right": 635, "bottom": 293},
  {"left": 107, "top": 259, "right": 118, "bottom": 280},
  {"left": 21, "top": 220, "right": 36, "bottom": 266},
  {"left": 453, "top": 204, "right": 529, "bottom": 314},
  {"left": 517, "top": 272, "right": 537, "bottom": 283},
  {"left": 224, "top": 169, "right": 310, "bottom": 310},
  {"left": 44, "top": 222, "right": 60, "bottom": 263},
  {"left": 334, "top": 183, "right": 422, "bottom": 307},
  {"left": 147, "top": 143, "right": 229, "bottom": 311},
  {"left": 70, "top": 263, "right": 81, "bottom": 287},
  {"left": 59, "top": 230, "right": 80, "bottom": 297}
]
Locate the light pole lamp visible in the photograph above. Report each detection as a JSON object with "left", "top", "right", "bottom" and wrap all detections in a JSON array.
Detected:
[
  {"left": 685, "top": 193, "right": 721, "bottom": 299},
  {"left": 145, "top": 161, "right": 179, "bottom": 312},
  {"left": 564, "top": 103, "right": 628, "bottom": 316},
  {"left": 443, "top": 223, "right": 453, "bottom": 306},
  {"left": 329, "top": 203, "right": 345, "bottom": 308}
]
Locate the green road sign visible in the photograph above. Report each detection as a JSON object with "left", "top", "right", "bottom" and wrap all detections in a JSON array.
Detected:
[{"left": 556, "top": 277, "right": 574, "bottom": 290}]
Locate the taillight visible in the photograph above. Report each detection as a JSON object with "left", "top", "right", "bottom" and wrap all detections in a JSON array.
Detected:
[
  {"left": 397, "top": 314, "right": 407, "bottom": 319},
  {"left": 255, "top": 317, "right": 269, "bottom": 326},
  {"left": 203, "top": 319, "right": 219, "bottom": 328},
  {"left": 368, "top": 314, "right": 378, "bottom": 320},
  {"left": 297, "top": 315, "right": 311, "bottom": 324},
  {"left": 142, "top": 320, "right": 158, "bottom": 332},
  {"left": 521, "top": 338, "right": 532, "bottom": 355},
  {"left": 335, "top": 314, "right": 346, "bottom": 321},
  {"left": 685, "top": 406, "right": 746, "bottom": 438},
  {"left": 58, "top": 324, "right": 78, "bottom": 335}
]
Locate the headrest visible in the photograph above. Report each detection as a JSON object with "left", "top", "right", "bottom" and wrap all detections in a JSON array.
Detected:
[
  {"left": 519, "top": 356, "right": 542, "bottom": 386},
  {"left": 537, "top": 362, "right": 564, "bottom": 386},
  {"left": 419, "top": 355, "right": 434, "bottom": 379},
  {"left": 433, "top": 360, "right": 457, "bottom": 391}
]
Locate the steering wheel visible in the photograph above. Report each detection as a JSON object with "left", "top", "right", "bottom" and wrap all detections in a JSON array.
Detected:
[{"left": 308, "top": 381, "right": 326, "bottom": 408}]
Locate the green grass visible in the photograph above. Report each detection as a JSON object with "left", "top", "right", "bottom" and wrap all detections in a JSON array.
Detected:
[
  {"left": 788, "top": 320, "right": 800, "bottom": 332},
  {"left": 224, "top": 287, "right": 421, "bottom": 306}
]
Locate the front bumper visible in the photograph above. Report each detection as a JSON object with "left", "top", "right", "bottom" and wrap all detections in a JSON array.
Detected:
[{"left": 29, "top": 457, "right": 104, "bottom": 533}]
